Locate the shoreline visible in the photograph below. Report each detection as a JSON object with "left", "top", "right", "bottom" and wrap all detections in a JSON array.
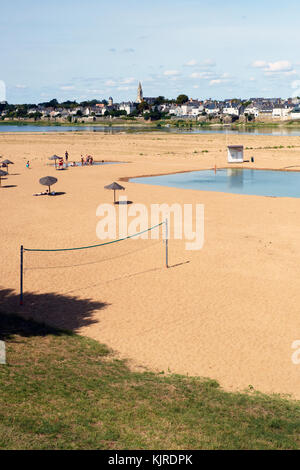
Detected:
[
  {"left": 121, "top": 165, "right": 300, "bottom": 183},
  {"left": 1, "top": 120, "right": 300, "bottom": 130}
]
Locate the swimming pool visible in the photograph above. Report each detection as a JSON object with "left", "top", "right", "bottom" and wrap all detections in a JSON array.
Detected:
[{"left": 131, "top": 168, "right": 300, "bottom": 198}]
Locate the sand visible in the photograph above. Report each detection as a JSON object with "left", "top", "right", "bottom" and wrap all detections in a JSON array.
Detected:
[{"left": 1, "top": 130, "right": 300, "bottom": 398}]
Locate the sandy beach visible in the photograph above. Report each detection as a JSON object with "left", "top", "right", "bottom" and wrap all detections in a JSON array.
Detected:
[{"left": 1, "top": 131, "right": 300, "bottom": 399}]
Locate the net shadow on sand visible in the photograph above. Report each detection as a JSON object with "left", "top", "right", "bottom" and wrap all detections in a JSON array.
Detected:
[{"left": 0, "top": 288, "right": 109, "bottom": 339}]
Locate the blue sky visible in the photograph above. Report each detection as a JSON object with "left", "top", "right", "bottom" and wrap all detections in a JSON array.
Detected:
[{"left": 1, "top": 0, "right": 300, "bottom": 103}]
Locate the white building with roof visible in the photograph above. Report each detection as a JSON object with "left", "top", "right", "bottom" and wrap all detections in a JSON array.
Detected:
[
  {"left": 227, "top": 145, "right": 244, "bottom": 163},
  {"left": 290, "top": 107, "right": 300, "bottom": 119},
  {"left": 118, "top": 102, "right": 136, "bottom": 115}
]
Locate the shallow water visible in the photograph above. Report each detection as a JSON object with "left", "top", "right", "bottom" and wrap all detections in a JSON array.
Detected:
[
  {"left": 131, "top": 168, "right": 300, "bottom": 198},
  {"left": 47, "top": 161, "right": 125, "bottom": 167},
  {"left": 1, "top": 124, "right": 300, "bottom": 136}
]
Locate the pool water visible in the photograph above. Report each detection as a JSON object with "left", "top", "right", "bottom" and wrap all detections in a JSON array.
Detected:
[{"left": 131, "top": 169, "right": 300, "bottom": 198}]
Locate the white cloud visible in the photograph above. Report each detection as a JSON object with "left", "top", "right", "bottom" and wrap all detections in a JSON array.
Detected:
[
  {"left": 15, "top": 84, "right": 28, "bottom": 89},
  {"left": 284, "top": 70, "right": 297, "bottom": 76},
  {"left": 209, "top": 79, "right": 222, "bottom": 85},
  {"left": 60, "top": 86, "right": 75, "bottom": 91},
  {"left": 185, "top": 59, "right": 197, "bottom": 66},
  {"left": 117, "top": 86, "right": 135, "bottom": 90},
  {"left": 105, "top": 80, "right": 117, "bottom": 86},
  {"left": 163, "top": 70, "right": 180, "bottom": 76},
  {"left": 265, "top": 60, "right": 292, "bottom": 72},
  {"left": 252, "top": 60, "right": 267, "bottom": 68},
  {"left": 121, "top": 77, "right": 136, "bottom": 84},
  {"left": 190, "top": 71, "right": 214, "bottom": 79},
  {"left": 252, "top": 60, "right": 294, "bottom": 75},
  {"left": 203, "top": 59, "right": 216, "bottom": 67},
  {"left": 87, "top": 89, "right": 104, "bottom": 94}
]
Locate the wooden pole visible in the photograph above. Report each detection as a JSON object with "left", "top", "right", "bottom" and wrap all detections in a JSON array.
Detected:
[
  {"left": 20, "top": 245, "right": 24, "bottom": 306},
  {"left": 165, "top": 218, "right": 169, "bottom": 268}
]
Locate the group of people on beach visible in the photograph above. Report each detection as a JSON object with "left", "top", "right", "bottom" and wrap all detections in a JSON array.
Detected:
[
  {"left": 58, "top": 151, "right": 94, "bottom": 168},
  {"left": 80, "top": 154, "right": 94, "bottom": 166},
  {"left": 33, "top": 189, "right": 56, "bottom": 196}
]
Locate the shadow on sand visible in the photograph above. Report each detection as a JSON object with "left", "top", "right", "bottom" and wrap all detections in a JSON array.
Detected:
[
  {"left": 114, "top": 200, "right": 133, "bottom": 205},
  {"left": 0, "top": 287, "right": 109, "bottom": 339},
  {"left": 168, "top": 261, "right": 190, "bottom": 269},
  {"left": 50, "top": 192, "right": 66, "bottom": 196}
]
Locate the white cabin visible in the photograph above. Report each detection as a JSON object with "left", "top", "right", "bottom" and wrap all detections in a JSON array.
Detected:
[{"left": 227, "top": 145, "right": 244, "bottom": 163}]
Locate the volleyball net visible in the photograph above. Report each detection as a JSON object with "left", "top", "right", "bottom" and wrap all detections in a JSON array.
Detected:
[{"left": 20, "top": 220, "right": 168, "bottom": 305}]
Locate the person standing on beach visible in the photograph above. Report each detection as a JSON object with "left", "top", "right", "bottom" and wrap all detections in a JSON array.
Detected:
[
  {"left": 26, "top": 161, "right": 30, "bottom": 168},
  {"left": 81, "top": 155, "right": 84, "bottom": 166},
  {"left": 65, "top": 150, "right": 69, "bottom": 165}
]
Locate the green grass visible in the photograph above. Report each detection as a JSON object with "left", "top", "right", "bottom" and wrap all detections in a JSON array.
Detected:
[{"left": 0, "top": 313, "right": 300, "bottom": 450}]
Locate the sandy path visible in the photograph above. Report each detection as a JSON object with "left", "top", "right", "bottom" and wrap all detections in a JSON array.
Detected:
[{"left": 1, "top": 131, "right": 300, "bottom": 398}]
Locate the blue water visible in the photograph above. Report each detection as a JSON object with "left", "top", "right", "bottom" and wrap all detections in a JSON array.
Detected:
[
  {"left": 1, "top": 124, "right": 300, "bottom": 136},
  {"left": 47, "top": 161, "right": 124, "bottom": 167},
  {"left": 131, "top": 168, "right": 300, "bottom": 198}
]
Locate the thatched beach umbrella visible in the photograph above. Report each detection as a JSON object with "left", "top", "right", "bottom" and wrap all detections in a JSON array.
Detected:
[
  {"left": 39, "top": 176, "right": 58, "bottom": 193},
  {"left": 104, "top": 181, "right": 125, "bottom": 203},
  {"left": 48, "top": 155, "right": 62, "bottom": 168},
  {"left": 0, "top": 169, "right": 7, "bottom": 187},
  {"left": 1, "top": 159, "right": 14, "bottom": 174}
]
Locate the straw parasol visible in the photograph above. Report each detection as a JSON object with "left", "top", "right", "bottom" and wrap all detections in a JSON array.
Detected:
[
  {"left": 0, "top": 169, "right": 7, "bottom": 187},
  {"left": 39, "top": 176, "right": 58, "bottom": 193},
  {"left": 104, "top": 181, "right": 125, "bottom": 203},
  {"left": 48, "top": 155, "right": 62, "bottom": 168},
  {"left": 1, "top": 159, "right": 14, "bottom": 174}
]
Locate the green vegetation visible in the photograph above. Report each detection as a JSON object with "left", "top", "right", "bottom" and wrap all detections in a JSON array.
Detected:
[
  {"left": 1, "top": 116, "right": 300, "bottom": 130},
  {"left": 245, "top": 145, "right": 300, "bottom": 150},
  {"left": 0, "top": 312, "right": 300, "bottom": 450},
  {"left": 176, "top": 94, "right": 189, "bottom": 105}
]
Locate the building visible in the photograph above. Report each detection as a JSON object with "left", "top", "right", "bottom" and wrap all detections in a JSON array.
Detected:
[
  {"left": 272, "top": 106, "right": 291, "bottom": 119},
  {"left": 136, "top": 82, "right": 143, "bottom": 103},
  {"left": 204, "top": 104, "right": 220, "bottom": 115},
  {"left": 118, "top": 102, "right": 136, "bottom": 115},
  {"left": 227, "top": 145, "right": 244, "bottom": 163},
  {"left": 290, "top": 106, "right": 300, "bottom": 120},
  {"left": 108, "top": 96, "right": 113, "bottom": 106},
  {"left": 244, "top": 105, "right": 259, "bottom": 118},
  {"left": 223, "top": 106, "right": 240, "bottom": 117}
]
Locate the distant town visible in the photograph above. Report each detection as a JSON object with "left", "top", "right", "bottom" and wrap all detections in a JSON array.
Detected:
[{"left": 1, "top": 82, "right": 300, "bottom": 124}]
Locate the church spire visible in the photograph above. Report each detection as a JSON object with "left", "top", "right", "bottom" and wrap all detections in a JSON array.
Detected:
[{"left": 137, "top": 81, "right": 143, "bottom": 103}]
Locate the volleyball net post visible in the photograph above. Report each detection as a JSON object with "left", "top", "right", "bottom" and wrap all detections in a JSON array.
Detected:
[
  {"left": 165, "top": 218, "right": 169, "bottom": 268},
  {"left": 20, "top": 245, "right": 24, "bottom": 306},
  {"left": 19, "top": 220, "right": 169, "bottom": 306}
]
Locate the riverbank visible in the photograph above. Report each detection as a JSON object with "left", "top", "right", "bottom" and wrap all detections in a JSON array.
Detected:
[{"left": 1, "top": 118, "right": 300, "bottom": 129}]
